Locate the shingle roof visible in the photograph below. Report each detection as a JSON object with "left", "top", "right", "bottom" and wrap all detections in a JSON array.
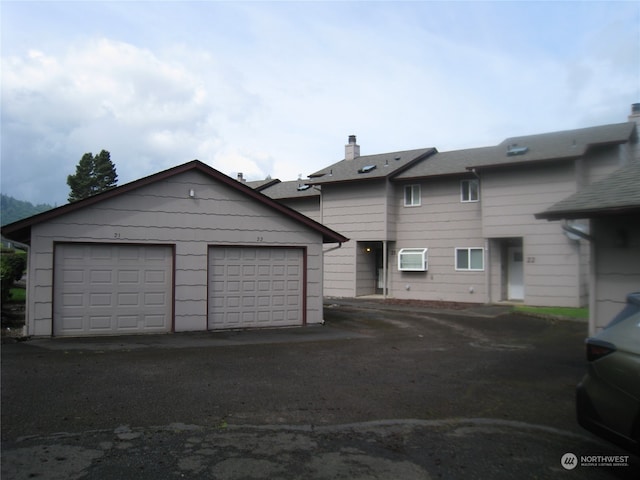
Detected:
[
  {"left": 308, "top": 148, "right": 436, "bottom": 185},
  {"left": 258, "top": 180, "right": 320, "bottom": 200},
  {"left": 394, "top": 122, "right": 636, "bottom": 180},
  {"left": 1, "top": 160, "right": 348, "bottom": 245},
  {"left": 245, "top": 178, "right": 281, "bottom": 191},
  {"left": 536, "top": 161, "right": 640, "bottom": 220}
]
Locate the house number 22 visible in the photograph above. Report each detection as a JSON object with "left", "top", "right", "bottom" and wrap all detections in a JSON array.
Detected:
[{"left": 256, "top": 236, "right": 264, "bottom": 242}]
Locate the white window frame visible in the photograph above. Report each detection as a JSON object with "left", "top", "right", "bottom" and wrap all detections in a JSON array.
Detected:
[
  {"left": 461, "top": 179, "right": 479, "bottom": 202},
  {"left": 404, "top": 184, "right": 421, "bottom": 207},
  {"left": 455, "top": 247, "right": 484, "bottom": 271},
  {"left": 398, "top": 248, "right": 428, "bottom": 271}
]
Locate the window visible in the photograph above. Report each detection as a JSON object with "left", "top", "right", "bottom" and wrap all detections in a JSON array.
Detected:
[
  {"left": 461, "top": 179, "right": 479, "bottom": 202},
  {"left": 455, "top": 248, "right": 484, "bottom": 271},
  {"left": 398, "top": 248, "right": 428, "bottom": 271},
  {"left": 404, "top": 185, "right": 421, "bottom": 206}
]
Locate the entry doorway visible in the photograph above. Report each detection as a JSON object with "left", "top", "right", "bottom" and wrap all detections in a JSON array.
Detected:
[
  {"left": 507, "top": 245, "right": 524, "bottom": 300},
  {"left": 356, "top": 241, "right": 386, "bottom": 296}
]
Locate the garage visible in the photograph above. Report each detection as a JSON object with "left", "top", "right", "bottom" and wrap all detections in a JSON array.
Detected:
[
  {"left": 208, "top": 246, "right": 304, "bottom": 329},
  {"left": 2, "top": 160, "right": 347, "bottom": 337},
  {"left": 54, "top": 243, "right": 173, "bottom": 336}
]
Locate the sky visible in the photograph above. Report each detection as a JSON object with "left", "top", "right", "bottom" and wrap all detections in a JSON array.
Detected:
[{"left": 1, "top": 0, "right": 639, "bottom": 207}]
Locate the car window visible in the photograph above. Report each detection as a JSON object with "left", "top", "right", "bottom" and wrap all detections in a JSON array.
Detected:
[{"left": 605, "top": 302, "right": 640, "bottom": 329}]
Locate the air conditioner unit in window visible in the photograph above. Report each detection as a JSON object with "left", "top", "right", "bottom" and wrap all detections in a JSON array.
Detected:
[{"left": 398, "top": 248, "right": 428, "bottom": 272}]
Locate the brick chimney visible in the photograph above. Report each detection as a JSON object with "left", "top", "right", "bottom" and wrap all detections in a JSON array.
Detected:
[{"left": 345, "top": 135, "right": 360, "bottom": 161}]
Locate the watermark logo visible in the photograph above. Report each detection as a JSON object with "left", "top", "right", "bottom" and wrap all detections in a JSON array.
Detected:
[
  {"left": 561, "top": 453, "right": 578, "bottom": 470},
  {"left": 561, "top": 452, "right": 629, "bottom": 470}
]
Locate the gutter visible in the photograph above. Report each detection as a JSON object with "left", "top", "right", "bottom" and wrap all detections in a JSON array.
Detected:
[{"left": 323, "top": 242, "right": 343, "bottom": 254}]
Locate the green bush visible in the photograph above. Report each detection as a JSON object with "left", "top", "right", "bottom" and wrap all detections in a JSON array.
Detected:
[{"left": 1, "top": 251, "right": 26, "bottom": 303}]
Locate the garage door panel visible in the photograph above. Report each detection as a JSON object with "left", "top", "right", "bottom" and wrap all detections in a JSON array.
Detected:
[
  {"left": 54, "top": 244, "right": 172, "bottom": 336},
  {"left": 208, "top": 247, "right": 303, "bottom": 330}
]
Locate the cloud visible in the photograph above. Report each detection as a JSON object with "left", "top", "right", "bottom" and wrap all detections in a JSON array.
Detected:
[
  {"left": 1, "top": 37, "right": 266, "bottom": 204},
  {"left": 1, "top": 1, "right": 638, "bottom": 206}
]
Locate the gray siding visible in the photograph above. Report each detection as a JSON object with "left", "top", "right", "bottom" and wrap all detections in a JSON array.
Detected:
[
  {"left": 591, "top": 216, "right": 640, "bottom": 333},
  {"left": 583, "top": 147, "right": 625, "bottom": 185},
  {"left": 481, "top": 164, "right": 587, "bottom": 307},
  {"left": 322, "top": 180, "right": 388, "bottom": 239},
  {"left": 392, "top": 178, "right": 485, "bottom": 302},
  {"left": 26, "top": 170, "right": 324, "bottom": 336},
  {"left": 277, "top": 197, "right": 321, "bottom": 223},
  {"left": 321, "top": 180, "right": 388, "bottom": 297}
]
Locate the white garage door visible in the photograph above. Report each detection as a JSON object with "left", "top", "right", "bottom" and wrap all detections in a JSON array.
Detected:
[
  {"left": 208, "top": 247, "right": 304, "bottom": 329},
  {"left": 54, "top": 244, "right": 173, "bottom": 336}
]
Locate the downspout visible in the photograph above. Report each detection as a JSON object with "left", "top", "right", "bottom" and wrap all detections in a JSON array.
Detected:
[
  {"left": 561, "top": 222, "right": 596, "bottom": 335},
  {"left": 383, "top": 178, "right": 390, "bottom": 299},
  {"left": 485, "top": 238, "right": 491, "bottom": 304},
  {"left": 383, "top": 240, "right": 388, "bottom": 299},
  {"left": 470, "top": 168, "right": 490, "bottom": 304},
  {"left": 313, "top": 186, "right": 323, "bottom": 224},
  {"left": 589, "top": 238, "right": 596, "bottom": 336}
]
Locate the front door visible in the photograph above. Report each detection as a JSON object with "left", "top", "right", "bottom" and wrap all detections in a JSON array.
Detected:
[{"left": 508, "top": 246, "right": 524, "bottom": 300}]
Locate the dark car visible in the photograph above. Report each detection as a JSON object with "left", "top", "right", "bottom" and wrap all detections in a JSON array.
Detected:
[{"left": 577, "top": 292, "right": 640, "bottom": 455}]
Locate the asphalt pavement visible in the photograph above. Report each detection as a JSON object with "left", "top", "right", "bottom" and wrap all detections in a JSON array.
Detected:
[{"left": 2, "top": 299, "right": 638, "bottom": 479}]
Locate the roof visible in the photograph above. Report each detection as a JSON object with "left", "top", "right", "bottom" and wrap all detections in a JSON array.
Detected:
[
  {"left": 307, "top": 148, "right": 436, "bottom": 185},
  {"left": 258, "top": 180, "right": 320, "bottom": 201},
  {"left": 1, "top": 160, "right": 348, "bottom": 245},
  {"left": 395, "top": 122, "right": 636, "bottom": 180},
  {"left": 245, "top": 178, "right": 281, "bottom": 191},
  {"left": 536, "top": 161, "right": 640, "bottom": 220}
]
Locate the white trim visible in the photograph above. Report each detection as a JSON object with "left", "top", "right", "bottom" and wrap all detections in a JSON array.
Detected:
[
  {"left": 460, "top": 179, "right": 479, "bottom": 203},
  {"left": 404, "top": 184, "right": 421, "bottom": 207},
  {"left": 398, "top": 248, "right": 428, "bottom": 271},
  {"left": 455, "top": 247, "right": 484, "bottom": 271}
]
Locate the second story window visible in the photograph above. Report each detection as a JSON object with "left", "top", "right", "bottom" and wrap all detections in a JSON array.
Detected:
[
  {"left": 461, "top": 179, "right": 479, "bottom": 202},
  {"left": 404, "top": 184, "right": 421, "bottom": 206}
]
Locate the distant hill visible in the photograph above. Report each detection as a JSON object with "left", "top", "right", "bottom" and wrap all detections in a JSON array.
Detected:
[{"left": 1, "top": 194, "right": 55, "bottom": 226}]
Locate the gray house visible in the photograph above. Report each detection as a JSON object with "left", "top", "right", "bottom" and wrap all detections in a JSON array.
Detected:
[
  {"left": 306, "top": 140, "right": 437, "bottom": 298},
  {"left": 1, "top": 160, "right": 348, "bottom": 337},
  {"left": 536, "top": 160, "right": 640, "bottom": 334},
  {"left": 257, "top": 107, "right": 638, "bottom": 309},
  {"left": 392, "top": 121, "right": 637, "bottom": 307}
]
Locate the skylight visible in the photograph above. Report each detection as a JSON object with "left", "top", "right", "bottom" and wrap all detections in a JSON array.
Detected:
[
  {"left": 506, "top": 144, "right": 529, "bottom": 156},
  {"left": 297, "top": 184, "right": 311, "bottom": 191},
  {"left": 358, "top": 165, "right": 377, "bottom": 174}
]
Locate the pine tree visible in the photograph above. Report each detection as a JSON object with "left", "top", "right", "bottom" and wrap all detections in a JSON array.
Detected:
[{"left": 67, "top": 150, "right": 118, "bottom": 202}]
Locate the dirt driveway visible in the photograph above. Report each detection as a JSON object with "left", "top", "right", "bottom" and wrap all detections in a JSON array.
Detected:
[{"left": 2, "top": 300, "right": 638, "bottom": 479}]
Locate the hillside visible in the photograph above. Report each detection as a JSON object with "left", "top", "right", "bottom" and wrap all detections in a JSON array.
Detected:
[{"left": 1, "top": 194, "right": 55, "bottom": 226}]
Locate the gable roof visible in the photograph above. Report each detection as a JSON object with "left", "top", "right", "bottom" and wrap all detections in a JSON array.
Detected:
[
  {"left": 536, "top": 161, "right": 640, "bottom": 220},
  {"left": 307, "top": 148, "right": 436, "bottom": 185},
  {"left": 258, "top": 180, "right": 320, "bottom": 201},
  {"left": 394, "top": 122, "right": 636, "bottom": 181},
  {"left": 1, "top": 160, "right": 348, "bottom": 245}
]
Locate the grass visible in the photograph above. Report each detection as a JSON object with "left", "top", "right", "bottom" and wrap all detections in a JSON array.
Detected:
[
  {"left": 7, "top": 287, "right": 26, "bottom": 303},
  {"left": 513, "top": 305, "right": 588, "bottom": 320}
]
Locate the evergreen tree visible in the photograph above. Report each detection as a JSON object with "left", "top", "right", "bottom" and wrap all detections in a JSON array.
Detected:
[{"left": 67, "top": 150, "right": 118, "bottom": 202}]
